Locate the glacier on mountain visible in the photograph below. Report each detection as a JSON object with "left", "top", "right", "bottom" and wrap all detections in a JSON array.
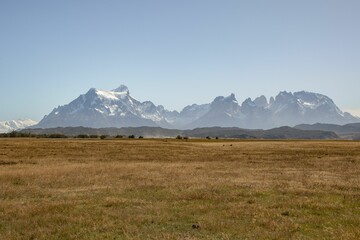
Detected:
[{"left": 0, "top": 119, "right": 38, "bottom": 133}]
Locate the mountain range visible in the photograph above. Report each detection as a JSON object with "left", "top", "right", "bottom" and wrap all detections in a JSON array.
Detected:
[
  {"left": 0, "top": 119, "right": 38, "bottom": 133},
  {"left": 33, "top": 85, "right": 359, "bottom": 130}
]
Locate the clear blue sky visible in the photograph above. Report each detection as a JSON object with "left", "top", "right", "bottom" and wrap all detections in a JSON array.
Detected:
[{"left": 1, "top": 0, "right": 360, "bottom": 121}]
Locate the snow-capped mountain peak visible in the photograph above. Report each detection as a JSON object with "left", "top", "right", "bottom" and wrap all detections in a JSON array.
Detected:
[
  {"left": 33, "top": 86, "right": 359, "bottom": 130},
  {"left": 267, "top": 91, "right": 357, "bottom": 126},
  {"left": 0, "top": 119, "right": 38, "bottom": 133},
  {"left": 95, "top": 89, "right": 122, "bottom": 100},
  {"left": 112, "top": 85, "right": 130, "bottom": 94},
  {"left": 293, "top": 90, "right": 339, "bottom": 111},
  {"left": 35, "top": 85, "right": 173, "bottom": 128}
]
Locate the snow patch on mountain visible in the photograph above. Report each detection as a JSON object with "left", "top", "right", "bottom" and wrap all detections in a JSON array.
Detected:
[{"left": 0, "top": 119, "right": 38, "bottom": 133}]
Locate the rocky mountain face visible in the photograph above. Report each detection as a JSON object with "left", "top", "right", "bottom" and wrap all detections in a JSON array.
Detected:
[
  {"left": 267, "top": 91, "right": 355, "bottom": 127},
  {"left": 33, "top": 85, "right": 359, "bottom": 130},
  {"left": 35, "top": 85, "right": 175, "bottom": 128},
  {"left": 0, "top": 119, "right": 38, "bottom": 133}
]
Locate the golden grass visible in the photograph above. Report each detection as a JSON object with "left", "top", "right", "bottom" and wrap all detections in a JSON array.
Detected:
[{"left": 0, "top": 138, "right": 359, "bottom": 239}]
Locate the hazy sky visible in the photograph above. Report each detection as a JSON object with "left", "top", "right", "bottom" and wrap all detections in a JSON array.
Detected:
[{"left": 1, "top": 0, "right": 360, "bottom": 121}]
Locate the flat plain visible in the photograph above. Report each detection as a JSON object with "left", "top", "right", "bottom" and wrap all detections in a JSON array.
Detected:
[{"left": 0, "top": 138, "right": 359, "bottom": 239}]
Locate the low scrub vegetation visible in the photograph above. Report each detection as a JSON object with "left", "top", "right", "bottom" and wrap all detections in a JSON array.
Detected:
[{"left": 0, "top": 131, "right": 68, "bottom": 138}]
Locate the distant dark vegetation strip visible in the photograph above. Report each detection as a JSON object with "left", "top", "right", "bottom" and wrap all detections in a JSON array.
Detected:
[{"left": 0, "top": 126, "right": 341, "bottom": 140}]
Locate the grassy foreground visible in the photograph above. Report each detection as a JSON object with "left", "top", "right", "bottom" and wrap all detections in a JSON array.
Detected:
[{"left": 0, "top": 139, "right": 359, "bottom": 239}]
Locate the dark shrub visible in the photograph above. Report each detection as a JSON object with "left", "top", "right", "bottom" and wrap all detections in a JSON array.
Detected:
[
  {"left": 9, "top": 131, "right": 17, "bottom": 138},
  {"left": 77, "top": 134, "right": 89, "bottom": 138}
]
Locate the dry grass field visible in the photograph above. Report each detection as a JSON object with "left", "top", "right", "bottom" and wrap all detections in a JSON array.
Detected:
[{"left": 0, "top": 138, "right": 359, "bottom": 239}]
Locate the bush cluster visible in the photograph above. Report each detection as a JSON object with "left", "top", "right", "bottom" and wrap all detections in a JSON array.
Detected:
[
  {"left": 176, "top": 135, "right": 189, "bottom": 140},
  {"left": 0, "top": 131, "right": 67, "bottom": 138},
  {"left": 0, "top": 132, "right": 150, "bottom": 140}
]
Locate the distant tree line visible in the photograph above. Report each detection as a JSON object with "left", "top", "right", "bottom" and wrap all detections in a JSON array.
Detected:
[
  {"left": 0, "top": 131, "right": 68, "bottom": 138},
  {"left": 1, "top": 131, "right": 217, "bottom": 140},
  {"left": 0, "top": 131, "right": 146, "bottom": 139},
  {"left": 0, "top": 131, "right": 222, "bottom": 140}
]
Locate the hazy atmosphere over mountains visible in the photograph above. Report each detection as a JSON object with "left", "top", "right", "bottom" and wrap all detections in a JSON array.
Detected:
[
  {"left": 1, "top": 1, "right": 360, "bottom": 123},
  {"left": 33, "top": 85, "right": 359, "bottom": 130}
]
